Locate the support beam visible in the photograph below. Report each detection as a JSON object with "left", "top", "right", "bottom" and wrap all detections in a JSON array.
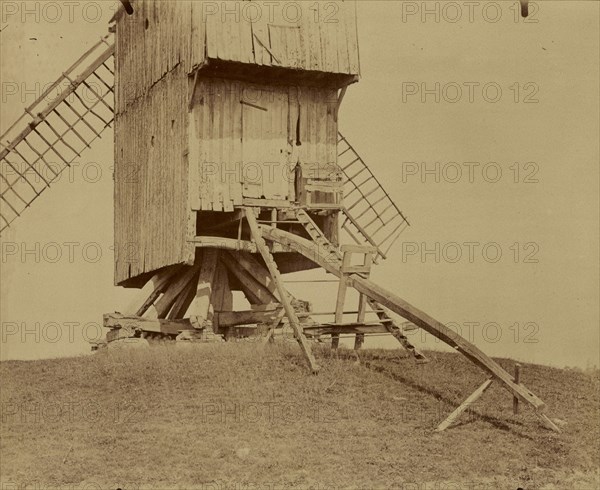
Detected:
[
  {"left": 221, "top": 254, "right": 278, "bottom": 305},
  {"left": 246, "top": 210, "right": 320, "bottom": 373},
  {"left": 513, "top": 363, "right": 521, "bottom": 415},
  {"left": 333, "top": 277, "right": 348, "bottom": 349},
  {"left": 261, "top": 227, "right": 547, "bottom": 412},
  {"left": 133, "top": 265, "right": 183, "bottom": 317},
  {"left": 213, "top": 308, "right": 282, "bottom": 328},
  {"left": 154, "top": 265, "right": 201, "bottom": 318},
  {"left": 190, "top": 249, "right": 219, "bottom": 325},
  {"left": 104, "top": 313, "right": 200, "bottom": 339},
  {"left": 226, "top": 251, "right": 279, "bottom": 297},
  {"left": 210, "top": 262, "right": 233, "bottom": 334},
  {"left": 189, "top": 236, "right": 257, "bottom": 252},
  {"left": 354, "top": 333, "right": 365, "bottom": 350},
  {"left": 263, "top": 308, "right": 286, "bottom": 343},
  {"left": 303, "top": 323, "right": 389, "bottom": 336},
  {"left": 355, "top": 294, "right": 368, "bottom": 350},
  {"left": 435, "top": 378, "right": 494, "bottom": 432},
  {"left": 167, "top": 268, "right": 199, "bottom": 319}
]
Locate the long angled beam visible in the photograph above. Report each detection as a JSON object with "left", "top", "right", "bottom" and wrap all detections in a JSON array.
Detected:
[
  {"left": 261, "top": 226, "right": 546, "bottom": 412},
  {"left": 168, "top": 268, "right": 200, "bottom": 320},
  {"left": 226, "top": 250, "right": 323, "bottom": 338},
  {"left": 134, "top": 265, "right": 184, "bottom": 316},
  {"left": 225, "top": 251, "right": 278, "bottom": 296},
  {"left": 246, "top": 211, "right": 320, "bottom": 373},
  {"left": 154, "top": 265, "right": 201, "bottom": 318},
  {"left": 435, "top": 378, "right": 494, "bottom": 432},
  {"left": 221, "top": 254, "right": 278, "bottom": 305}
]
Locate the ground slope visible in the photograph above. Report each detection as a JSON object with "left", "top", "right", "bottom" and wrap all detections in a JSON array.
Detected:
[{"left": 1, "top": 343, "right": 598, "bottom": 489}]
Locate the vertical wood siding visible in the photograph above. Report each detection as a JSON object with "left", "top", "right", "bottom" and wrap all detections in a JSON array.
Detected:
[
  {"left": 114, "top": 65, "right": 191, "bottom": 285},
  {"left": 187, "top": 78, "right": 338, "bottom": 211},
  {"left": 114, "top": 1, "right": 353, "bottom": 284},
  {"left": 117, "top": 0, "right": 359, "bottom": 100}
]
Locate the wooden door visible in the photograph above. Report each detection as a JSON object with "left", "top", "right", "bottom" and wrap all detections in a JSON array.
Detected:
[{"left": 241, "top": 86, "right": 290, "bottom": 201}]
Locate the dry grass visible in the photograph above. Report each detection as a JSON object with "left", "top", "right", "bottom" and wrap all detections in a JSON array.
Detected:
[{"left": 1, "top": 342, "right": 598, "bottom": 489}]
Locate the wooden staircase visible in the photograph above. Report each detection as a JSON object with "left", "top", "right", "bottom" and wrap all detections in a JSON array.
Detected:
[{"left": 294, "top": 209, "right": 427, "bottom": 362}]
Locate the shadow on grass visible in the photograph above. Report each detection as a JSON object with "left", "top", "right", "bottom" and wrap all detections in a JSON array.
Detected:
[{"left": 323, "top": 347, "right": 538, "bottom": 439}]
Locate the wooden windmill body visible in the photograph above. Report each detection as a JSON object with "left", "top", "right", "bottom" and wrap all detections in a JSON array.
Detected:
[
  {"left": 0, "top": 1, "right": 559, "bottom": 432},
  {"left": 109, "top": 1, "right": 405, "bottom": 359}
]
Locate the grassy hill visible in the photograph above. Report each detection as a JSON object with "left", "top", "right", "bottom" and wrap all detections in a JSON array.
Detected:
[{"left": 1, "top": 342, "right": 598, "bottom": 489}]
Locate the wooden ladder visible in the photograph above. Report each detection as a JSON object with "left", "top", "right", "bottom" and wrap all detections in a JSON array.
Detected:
[{"left": 295, "top": 209, "right": 427, "bottom": 361}]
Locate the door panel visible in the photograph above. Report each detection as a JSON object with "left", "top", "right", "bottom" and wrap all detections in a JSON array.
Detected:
[{"left": 241, "top": 86, "right": 290, "bottom": 200}]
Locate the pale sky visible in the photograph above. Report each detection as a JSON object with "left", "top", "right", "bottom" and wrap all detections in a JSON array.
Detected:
[{"left": 1, "top": 1, "right": 598, "bottom": 368}]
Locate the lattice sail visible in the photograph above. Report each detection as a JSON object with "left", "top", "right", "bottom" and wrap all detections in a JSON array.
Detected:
[
  {"left": 337, "top": 133, "right": 410, "bottom": 260},
  {"left": 0, "top": 35, "right": 115, "bottom": 234}
]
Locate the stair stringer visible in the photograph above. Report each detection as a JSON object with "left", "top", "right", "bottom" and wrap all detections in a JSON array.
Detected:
[{"left": 261, "top": 226, "right": 547, "bottom": 413}]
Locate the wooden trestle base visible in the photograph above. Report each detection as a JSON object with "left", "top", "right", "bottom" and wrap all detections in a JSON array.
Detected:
[{"left": 103, "top": 207, "right": 558, "bottom": 433}]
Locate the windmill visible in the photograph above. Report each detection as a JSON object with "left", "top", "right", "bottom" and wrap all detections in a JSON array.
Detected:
[{"left": 0, "top": 1, "right": 558, "bottom": 432}]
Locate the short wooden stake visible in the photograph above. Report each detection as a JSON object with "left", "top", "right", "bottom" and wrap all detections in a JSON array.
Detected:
[
  {"left": 270, "top": 208, "right": 277, "bottom": 228},
  {"left": 538, "top": 412, "right": 561, "bottom": 433},
  {"left": 353, "top": 333, "right": 364, "bottom": 350},
  {"left": 333, "top": 276, "right": 348, "bottom": 349},
  {"left": 513, "top": 363, "right": 521, "bottom": 415},
  {"left": 435, "top": 377, "right": 494, "bottom": 432}
]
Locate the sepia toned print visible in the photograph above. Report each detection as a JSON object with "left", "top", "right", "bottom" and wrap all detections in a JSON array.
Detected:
[{"left": 1, "top": 1, "right": 598, "bottom": 489}]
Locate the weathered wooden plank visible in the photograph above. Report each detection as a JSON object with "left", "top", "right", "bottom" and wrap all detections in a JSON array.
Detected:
[
  {"left": 261, "top": 227, "right": 547, "bottom": 411},
  {"left": 134, "top": 265, "right": 184, "bottom": 316},
  {"left": 191, "top": 249, "right": 219, "bottom": 323},
  {"left": 250, "top": 4, "right": 272, "bottom": 66},
  {"left": 246, "top": 211, "right": 320, "bottom": 373},
  {"left": 104, "top": 312, "right": 199, "bottom": 336},
  {"left": 345, "top": 0, "right": 361, "bottom": 75},
  {"left": 167, "top": 268, "right": 199, "bottom": 319},
  {"left": 154, "top": 264, "right": 200, "bottom": 318},
  {"left": 221, "top": 252, "right": 278, "bottom": 305},
  {"left": 435, "top": 378, "right": 494, "bottom": 432},
  {"left": 230, "top": 81, "right": 244, "bottom": 205},
  {"left": 214, "top": 309, "right": 281, "bottom": 328},
  {"left": 226, "top": 251, "right": 278, "bottom": 297},
  {"left": 303, "top": 323, "right": 388, "bottom": 336}
]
